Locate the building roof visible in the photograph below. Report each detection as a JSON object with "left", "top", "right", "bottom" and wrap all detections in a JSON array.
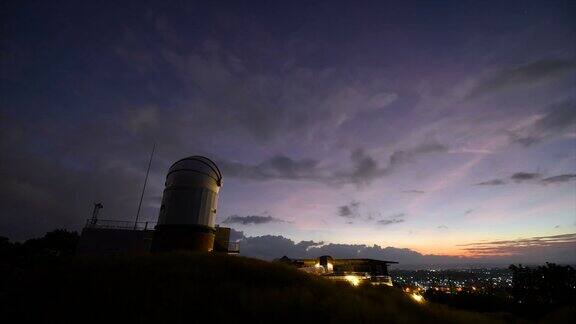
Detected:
[
  {"left": 167, "top": 156, "right": 222, "bottom": 186},
  {"left": 333, "top": 258, "right": 398, "bottom": 264},
  {"left": 279, "top": 256, "right": 398, "bottom": 264}
]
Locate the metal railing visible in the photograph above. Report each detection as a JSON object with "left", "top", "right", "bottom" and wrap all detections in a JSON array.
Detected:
[
  {"left": 85, "top": 219, "right": 156, "bottom": 230},
  {"left": 226, "top": 241, "right": 240, "bottom": 253}
]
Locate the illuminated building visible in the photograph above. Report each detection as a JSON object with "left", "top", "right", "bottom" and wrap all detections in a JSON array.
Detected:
[{"left": 277, "top": 255, "right": 397, "bottom": 286}]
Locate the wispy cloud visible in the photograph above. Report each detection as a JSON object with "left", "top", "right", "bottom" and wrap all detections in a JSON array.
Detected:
[
  {"left": 387, "top": 143, "right": 449, "bottom": 171},
  {"left": 342, "top": 149, "right": 385, "bottom": 185},
  {"left": 458, "top": 233, "right": 576, "bottom": 256},
  {"left": 541, "top": 174, "right": 576, "bottom": 184},
  {"left": 335, "top": 143, "right": 448, "bottom": 185},
  {"left": 402, "top": 190, "right": 426, "bottom": 194},
  {"left": 476, "top": 172, "right": 575, "bottom": 186},
  {"left": 220, "top": 142, "right": 448, "bottom": 186},
  {"left": 513, "top": 99, "right": 576, "bottom": 146},
  {"left": 337, "top": 201, "right": 360, "bottom": 218},
  {"left": 376, "top": 213, "right": 405, "bottom": 226},
  {"left": 222, "top": 214, "right": 285, "bottom": 225},
  {"left": 466, "top": 59, "right": 576, "bottom": 100},
  {"left": 511, "top": 172, "right": 540, "bottom": 182},
  {"left": 476, "top": 179, "right": 506, "bottom": 186},
  {"left": 218, "top": 155, "right": 323, "bottom": 182}
]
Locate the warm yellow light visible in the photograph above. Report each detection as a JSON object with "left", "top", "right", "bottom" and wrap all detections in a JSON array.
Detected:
[
  {"left": 404, "top": 287, "right": 411, "bottom": 293},
  {"left": 326, "top": 262, "right": 333, "bottom": 271},
  {"left": 344, "top": 275, "right": 361, "bottom": 286},
  {"left": 411, "top": 293, "right": 424, "bottom": 303},
  {"left": 472, "top": 286, "right": 477, "bottom": 291}
]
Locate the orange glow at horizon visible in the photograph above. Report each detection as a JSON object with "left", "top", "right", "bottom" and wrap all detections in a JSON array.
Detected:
[{"left": 402, "top": 245, "right": 519, "bottom": 258}]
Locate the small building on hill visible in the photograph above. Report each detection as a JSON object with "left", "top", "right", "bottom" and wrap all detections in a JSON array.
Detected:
[{"left": 277, "top": 255, "right": 397, "bottom": 286}]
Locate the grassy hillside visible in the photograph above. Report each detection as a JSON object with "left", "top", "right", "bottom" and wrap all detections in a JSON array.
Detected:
[{"left": 1, "top": 253, "right": 508, "bottom": 323}]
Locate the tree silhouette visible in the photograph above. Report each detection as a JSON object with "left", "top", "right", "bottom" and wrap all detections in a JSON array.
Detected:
[
  {"left": 24, "top": 229, "right": 79, "bottom": 256},
  {"left": 509, "top": 263, "right": 576, "bottom": 307},
  {"left": 0, "top": 229, "right": 79, "bottom": 260}
]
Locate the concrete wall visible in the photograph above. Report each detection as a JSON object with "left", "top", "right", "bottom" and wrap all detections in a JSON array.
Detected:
[{"left": 76, "top": 227, "right": 154, "bottom": 256}]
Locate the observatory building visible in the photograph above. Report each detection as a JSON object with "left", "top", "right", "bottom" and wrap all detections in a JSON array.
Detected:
[
  {"left": 77, "top": 156, "right": 238, "bottom": 256},
  {"left": 152, "top": 156, "right": 224, "bottom": 253},
  {"left": 277, "top": 255, "right": 397, "bottom": 286}
]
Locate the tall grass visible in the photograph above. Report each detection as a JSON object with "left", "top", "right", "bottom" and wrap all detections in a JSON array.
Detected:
[{"left": 1, "top": 253, "right": 505, "bottom": 324}]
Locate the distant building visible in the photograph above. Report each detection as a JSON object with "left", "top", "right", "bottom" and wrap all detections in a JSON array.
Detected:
[
  {"left": 277, "top": 255, "right": 397, "bottom": 286},
  {"left": 77, "top": 156, "right": 239, "bottom": 256}
]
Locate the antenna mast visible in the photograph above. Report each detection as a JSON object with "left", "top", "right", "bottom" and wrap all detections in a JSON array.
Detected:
[
  {"left": 134, "top": 143, "right": 156, "bottom": 229},
  {"left": 91, "top": 202, "right": 103, "bottom": 226}
]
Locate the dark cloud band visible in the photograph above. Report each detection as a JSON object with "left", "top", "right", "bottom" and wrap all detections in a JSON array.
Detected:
[
  {"left": 476, "top": 172, "right": 576, "bottom": 186},
  {"left": 222, "top": 214, "right": 285, "bottom": 225}
]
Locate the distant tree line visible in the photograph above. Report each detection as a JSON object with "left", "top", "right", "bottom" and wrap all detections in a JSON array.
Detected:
[
  {"left": 0, "top": 229, "right": 79, "bottom": 261},
  {"left": 508, "top": 263, "right": 576, "bottom": 308}
]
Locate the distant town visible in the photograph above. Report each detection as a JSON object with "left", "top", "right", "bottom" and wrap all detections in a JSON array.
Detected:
[{"left": 392, "top": 268, "right": 514, "bottom": 293}]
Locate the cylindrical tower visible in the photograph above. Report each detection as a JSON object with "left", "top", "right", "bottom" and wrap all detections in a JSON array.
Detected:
[{"left": 151, "top": 156, "right": 222, "bottom": 253}]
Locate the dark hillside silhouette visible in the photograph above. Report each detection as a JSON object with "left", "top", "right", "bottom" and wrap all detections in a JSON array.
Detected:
[{"left": 0, "top": 253, "right": 505, "bottom": 324}]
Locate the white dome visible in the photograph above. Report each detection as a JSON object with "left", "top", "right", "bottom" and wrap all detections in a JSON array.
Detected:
[{"left": 167, "top": 156, "right": 222, "bottom": 187}]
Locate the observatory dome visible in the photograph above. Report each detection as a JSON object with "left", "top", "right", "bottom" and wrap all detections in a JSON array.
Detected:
[
  {"left": 157, "top": 156, "right": 222, "bottom": 228},
  {"left": 153, "top": 156, "right": 223, "bottom": 253},
  {"left": 166, "top": 156, "right": 222, "bottom": 188}
]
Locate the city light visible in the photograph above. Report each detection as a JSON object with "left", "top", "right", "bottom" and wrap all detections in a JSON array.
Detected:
[
  {"left": 411, "top": 293, "right": 425, "bottom": 303},
  {"left": 393, "top": 267, "right": 518, "bottom": 301},
  {"left": 344, "top": 275, "right": 361, "bottom": 286}
]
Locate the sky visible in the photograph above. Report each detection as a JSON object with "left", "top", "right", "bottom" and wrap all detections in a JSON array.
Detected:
[{"left": 1, "top": 0, "right": 575, "bottom": 264}]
